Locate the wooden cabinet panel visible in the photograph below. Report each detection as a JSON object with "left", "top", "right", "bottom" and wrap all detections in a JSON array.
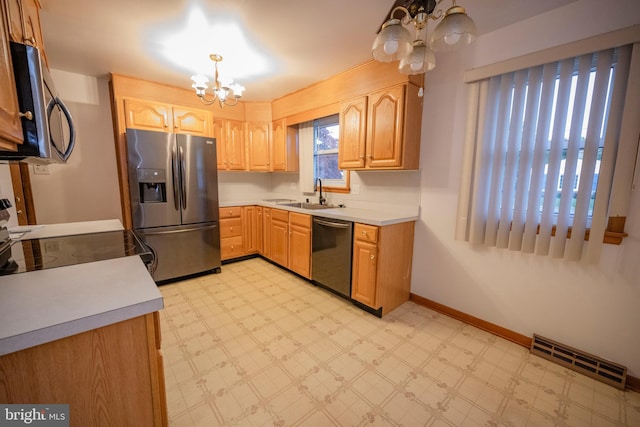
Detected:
[
  {"left": 262, "top": 207, "right": 272, "bottom": 259},
  {"left": 221, "top": 235, "right": 244, "bottom": 259},
  {"left": 367, "top": 85, "right": 404, "bottom": 168},
  {"left": 124, "top": 98, "right": 172, "bottom": 131},
  {"left": 0, "top": 3, "right": 22, "bottom": 149},
  {"left": 213, "top": 118, "right": 226, "bottom": 169},
  {"left": 339, "top": 96, "right": 367, "bottom": 169},
  {"left": 243, "top": 205, "right": 261, "bottom": 255},
  {"left": 226, "top": 120, "right": 246, "bottom": 170},
  {"left": 246, "top": 122, "right": 270, "bottom": 171},
  {"left": 0, "top": 313, "right": 167, "bottom": 426},
  {"left": 173, "top": 107, "right": 211, "bottom": 136},
  {"left": 20, "top": 0, "right": 44, "bottom": 53},
  {"left": 5, "top": 0, "right": 23, "bottom": 43},
  {"left": 339, "top": 84, "right": 421, "bottom": 171},
  {"left": 256, "top": 206, "right": 264, "bottom": 254},
  {"left": 351, "top": 221, "right": 415, "bottom": 316},
  {"left": 220, "top": 217, "right": 242, "bottom": 238},
  {"left": 220, "top": 206, "right": 242, "bottom": 219},
  {"left": 271, "top": 119, "right": 298, "bottom": 172},
  {"left": 288, "top": 217, "right": 311, "bottom": 278},
  {"left": 270, "top": 210, "right": 289, "bottom": 266},
  {"left": 351, "top": 228, "right": 379, "bottom": 308},
  {"left": 219, "top": 207, "right": 243, "bottom": 261}
]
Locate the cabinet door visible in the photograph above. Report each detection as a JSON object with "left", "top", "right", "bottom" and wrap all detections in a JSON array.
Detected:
[
  {"left": 243, "top": 206, "right": 258, "bottom": 254},
  {"left": 211, "top": 118, "right": 226, "bottom": 169},
  {"left": 271, "top": 119, "right": 286, "bottom": 171},
  {"left": 173, "top": 107, "right": 211, "bottom": 136},
  {"left": 351, "top": 239, "right": 379, "bottom": 308},
  {"left": 246, "top": 122, "right": 270, "bottom": 171},
  {"left": 270, "top": 218, "right": 288, "bottom": 266},
  {"left": 366, "top": 85, "right": 405, "bottom": 168},
  {"left": 226, "top": 120, "right": 246, "bottom": 170},
  {"left": 262, "top": 208, "right": 271, "bottom": 259},
  {"left": 124, "top": 98, "right": 172, "bottom": 131},
  {"left": 256, "top": 206, "right": 264, "bottom": 254},
  {"left": 339, "top": 96, "right": 367, "bottom": 169},
  {"left": 289, "top": 222, "right": 311, "bottom": 278},
  {"left": 20, "top": 0, "right": 44, "bottom": 53},
  {"left": 0, "top": 4, "right": 22, "bottom": 149},
  {"left": 4, "top": 0, "right": 23, "bottom": 43}
]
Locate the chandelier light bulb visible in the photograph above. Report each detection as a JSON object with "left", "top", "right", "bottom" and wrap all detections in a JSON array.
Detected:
[
  {"left": 372, "top": 18, "right": 412, "bottom": 62},
  {"left": 399, "top": 40, "right": 435, "bottom": 75},
  {"left": 429, "top": 5, "right": 476, "bottom": 52},
  {"left": 383, "top": 40, "right": 400, "bottom": 55}
]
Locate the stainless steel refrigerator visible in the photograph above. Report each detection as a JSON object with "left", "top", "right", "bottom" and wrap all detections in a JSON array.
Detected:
[{"left": 126, "top": 128, "right": 221, "bottom": 282}]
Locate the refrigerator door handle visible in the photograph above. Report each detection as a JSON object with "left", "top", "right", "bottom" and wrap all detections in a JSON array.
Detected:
[
  {"left": 179, "top": 145, "right": 187, "bottom": 210},
  {"left": 171, "top": 145, "right": 180, "bottom": 211},
  {"left": 137, "top": 223, "right": 218, "bottom": 236}
]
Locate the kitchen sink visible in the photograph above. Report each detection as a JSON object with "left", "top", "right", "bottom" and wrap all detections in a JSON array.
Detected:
[{"left": 278, "top": 202, "right": 333, "bottom": 210}]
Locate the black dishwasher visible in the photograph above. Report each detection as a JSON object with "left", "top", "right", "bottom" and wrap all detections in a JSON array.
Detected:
[{"left": 311, "top": 216, "right": 353, "bottom": 298}]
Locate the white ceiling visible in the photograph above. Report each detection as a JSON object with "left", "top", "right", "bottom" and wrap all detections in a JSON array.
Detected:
[{"left": 39, "top": 0, "right": 579, "bottom": 102}]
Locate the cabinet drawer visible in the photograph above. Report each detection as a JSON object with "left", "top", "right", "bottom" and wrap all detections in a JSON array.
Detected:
[
  {"left": 220, "top": 206, "right": 242, "bottom": 219},
  {"left": 221, "top": 236, "right": 244, "bottom": 259},
  {"left": 220, "top": 218, "right": 242, "bottom": 238},
  {"left": 271, "top": 208, "right": 289, "bottom": 223},
  {"left": 354, "top": 223, "right": 379, "bottom": 243},
  {"left": 289, "top": 212, "right": 310, "bottom": 228}
]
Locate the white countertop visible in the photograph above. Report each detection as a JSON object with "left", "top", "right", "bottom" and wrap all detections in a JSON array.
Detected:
[
  {"left": 220, "top": 200, "right": 419, "bottom": 226},
  {"left": 0, "top": 220, "right": 163, "bottom": 356}
]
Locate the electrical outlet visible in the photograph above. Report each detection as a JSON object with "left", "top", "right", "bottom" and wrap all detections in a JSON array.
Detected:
[
  {"left": 351, "top": 184, "right": 360, "bottom": 195},
  {"left": 33, "top": 164, "right": 50, "bottom": 175}
]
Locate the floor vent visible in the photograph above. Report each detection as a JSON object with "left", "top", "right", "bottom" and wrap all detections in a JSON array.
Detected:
[{"left": 530, "top": 334, "right": 627, "bottom": 390}]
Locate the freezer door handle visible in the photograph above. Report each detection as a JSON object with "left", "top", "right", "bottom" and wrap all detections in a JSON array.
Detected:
[
  {"left": 171, "top": 145, "right": 180, "bottom": 211},
  {"left": 179, "top": 145, "right": 187, "bottom": 210}
]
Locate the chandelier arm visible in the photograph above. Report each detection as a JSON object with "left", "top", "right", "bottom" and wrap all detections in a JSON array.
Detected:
[{"left": 389, "top": 6, "right": 412, "bottom": 25}]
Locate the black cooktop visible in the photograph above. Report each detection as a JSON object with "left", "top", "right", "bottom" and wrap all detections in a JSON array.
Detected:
[{"left": 0, "top": 230, "right": 154, "bottom": 276}]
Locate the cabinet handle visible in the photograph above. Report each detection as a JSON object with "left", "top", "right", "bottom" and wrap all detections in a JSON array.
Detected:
[
  {"left": 15, "top": 196, "right": 21, "bottom": 203},
  {"left": 230, "top": 227, "right": 233, "bottom": 231},
  {"left": 362, "top": 231, "right": 367, "bottom": 236},
  {"left": 370, "top": 255, "right": 375, "bottom": 260},
  {"left": 19, "top": 111, "right": 33, "bottom": 121}
]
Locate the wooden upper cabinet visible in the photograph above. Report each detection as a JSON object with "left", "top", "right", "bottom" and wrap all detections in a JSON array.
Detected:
[
  {"left": 124, "top": 98, "right": 172, "bottom": 131},
  {"left": 339, "top": 96, "right": 367, "bottom": 169},
  {"left": 212, "top": 118, "right": 226, "bottom": 169},
  {"left": 172, "top": 107, "right": 211, "bottom": 136},
  {"left": 225, "top": 119, "right": 246, "bottom": 170},
  {"left": 271, "top": 119, "right": 286, "bottom": 171},
  {"left": 271, "top": 119, "right": 298, "bottom": 172},
  {"left": 367, "top": 85, "right": 404, "bottom": 168},
  {"left": 5, "top": 0, "right": 46, "bottom": 63},
  {"left": 0, "top": 3, "right": 22, "bottom": 149},
  {"left": 123, "top": 98, "right": 213, "bottom": 137},
  {"left": 339, "top": 84, "right": 421, "bottom": 170},
  {"left": 246, "top": 121, "right": 270, "bottom": 171}
]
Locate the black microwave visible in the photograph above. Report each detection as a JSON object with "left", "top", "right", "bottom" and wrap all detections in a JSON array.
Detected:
[{"left": 0, "top": 42, "right": 75, "bottom": 164}]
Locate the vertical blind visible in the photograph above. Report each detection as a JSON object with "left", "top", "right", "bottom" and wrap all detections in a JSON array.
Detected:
[{"left": 457, "top": 45, "right": 632, "bottom": 261}]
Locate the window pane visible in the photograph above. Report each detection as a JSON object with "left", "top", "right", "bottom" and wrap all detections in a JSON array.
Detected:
[{"left": 313, "top": 114, "right": 348, "bottom": 189}]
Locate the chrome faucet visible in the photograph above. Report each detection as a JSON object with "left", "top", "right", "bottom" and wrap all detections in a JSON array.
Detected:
[{"left": 315, "top": 178, "right": 326, "bottom": 205}]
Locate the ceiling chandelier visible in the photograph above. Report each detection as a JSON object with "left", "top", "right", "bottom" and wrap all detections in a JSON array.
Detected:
[
  {"left": 372, "top": 0, "right": 476, "bottom": 75},
  {"left": 191, "top": 54, "right": 245, "bottom": 107}
]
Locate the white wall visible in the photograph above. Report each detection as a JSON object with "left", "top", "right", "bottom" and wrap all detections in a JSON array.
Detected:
[
  {"left": 29, "top": 71, "right": 121, "bottom": 224},
  {"left": 411, "top": 0, "right": 640, "bottom": 376}
]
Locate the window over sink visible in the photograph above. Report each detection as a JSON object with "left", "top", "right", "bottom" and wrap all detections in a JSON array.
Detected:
[{"left": 313, "top": 114, "right": 349, "bottom": 192}]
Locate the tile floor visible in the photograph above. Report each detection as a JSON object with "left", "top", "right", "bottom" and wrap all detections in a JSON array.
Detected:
[{"left": 158, "top": 258, "right": 640, "bottom": 426}]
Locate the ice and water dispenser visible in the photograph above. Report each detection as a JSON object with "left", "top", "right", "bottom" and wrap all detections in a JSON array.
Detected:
[{"left": 137, "top": 168, "right": 167, "bottom": 203}]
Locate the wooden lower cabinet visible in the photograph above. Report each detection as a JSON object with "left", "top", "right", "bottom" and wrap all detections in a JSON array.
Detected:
[
  {"left": 351, "top": 221, "right": 415, "bottom": 316},
  {"left": 269, "top": 208, "right": 289, "bottom": 266},
  {"left": 262, "top": 208, "right": 311, "bottom": 279},
  {"left": 288, "top": 212, "right": 311, "bottom": 278},
  {"left": 220, "top": 206, "right": 244, "bottom": 260},
  {"left": 0, "top": 313, "right": 167, "bottom": 427}
]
